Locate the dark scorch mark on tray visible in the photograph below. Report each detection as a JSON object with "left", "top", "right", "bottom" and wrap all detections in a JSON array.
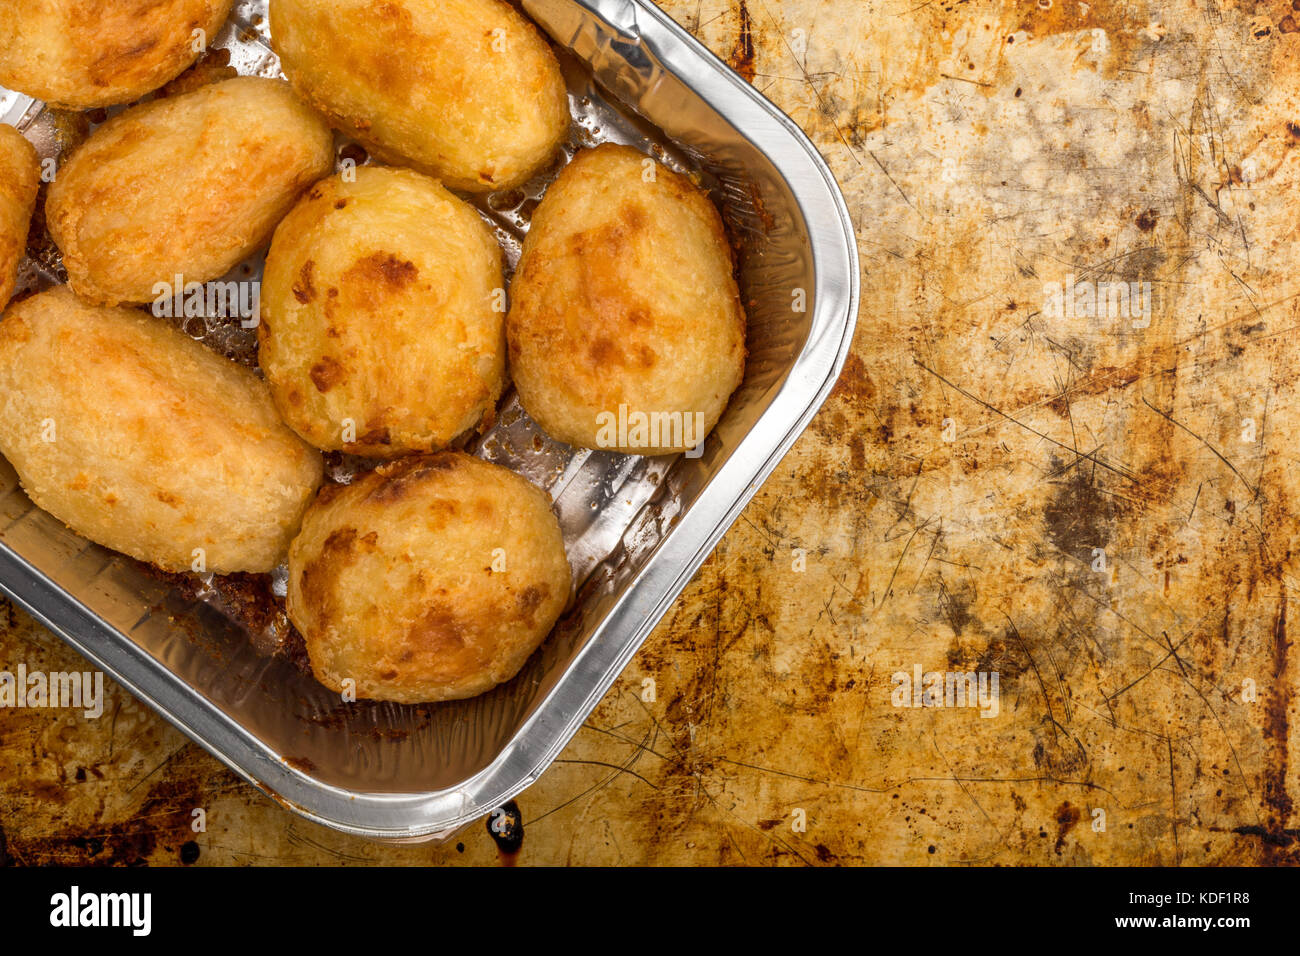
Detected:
[{"left": 487, "top": 799, "right": 524, "bottom": 865}]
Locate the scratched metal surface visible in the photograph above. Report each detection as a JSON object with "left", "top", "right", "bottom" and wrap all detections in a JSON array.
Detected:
[{"left": 2, "top": 0, "right": 1299, "bottom": 865}]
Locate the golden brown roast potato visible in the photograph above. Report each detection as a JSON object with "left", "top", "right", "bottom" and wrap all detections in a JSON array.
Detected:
[
  {"left": 270, "top": 0, "right": 569, "bottom": 192},
  {"left": 0, "top": 125, "right": 39, "bottom": 313},
  {"left": 287, "top": 453, "right": 571, "bottom": 703},
  {"left": 46, "top": 76, "right": 334, "bottom": 305},
  {"left": 0, "top": 287, "right": 323, "bottom": 573},
  {"left": 260, "top": 166, "right": 506, "bottom": 457},
  {"left": 507, "top": 144, "right": 746, "bottom": 455},
  {"left": 0, "top": 0, "right": 235, "bottom": 109}
]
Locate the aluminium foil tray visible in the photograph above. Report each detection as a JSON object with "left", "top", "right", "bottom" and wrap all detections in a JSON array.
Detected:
[{"left": 0, "top": 0, "right": 859, "bottom": 841}]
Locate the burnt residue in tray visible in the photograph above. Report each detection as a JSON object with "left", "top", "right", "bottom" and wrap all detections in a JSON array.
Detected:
[{"left": 139, "top": 563, "right": 310, "bottom": 674}]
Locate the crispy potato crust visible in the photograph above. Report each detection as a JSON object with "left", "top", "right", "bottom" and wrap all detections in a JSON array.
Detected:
[
  {"left": 0, "top": 287, "right": 324, "bottom": 573},
  {"left": 46, "top": 77, "right": 334, "bottom": 305},
  {"left": 0, "top": 126, "right": 39, "bottom": 313},
  {"left": 507, "top": 144, "right": 747, "bottom": 455},
  {"left": 287, "top": 452, "right": 571, "bottom": 703},
  {"left": 0, "top": 0, "right": 235, "bottom": 109},
  {"left": 270, "top": 0, "right": 569, "bottom": 192},
  {"left": 260, "top": 167, "right": 506, "bottom": 456}
]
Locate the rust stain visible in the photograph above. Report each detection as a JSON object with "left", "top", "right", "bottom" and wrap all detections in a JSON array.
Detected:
[{"left": 728, "top": 1, "right": 756, "bottom": 84}]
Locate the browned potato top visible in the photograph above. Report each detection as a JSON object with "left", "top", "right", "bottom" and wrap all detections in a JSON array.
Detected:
[
  {"left": 271, "top": 0, "right": 570, "bottom": 192},
  {"left": 46, "top": 76, "right": 334, "bottom": 305},
  {"left": 260, "top": 166, "right": 507, "bottom": 457},
  {"left": 507, "top": 144, "right": 747, "bottom": 455},
  {"left": 287, "top": 453, "right": 571, "bottom": 703},
  {"left": 0, "top": 0, "right": 235, "bottom": 109},
  {"left": 0, "top": 287, "right": 323, "bottom": 574},
  {"left": 0, "top": 125, "right": 40, "bottom": 313}
]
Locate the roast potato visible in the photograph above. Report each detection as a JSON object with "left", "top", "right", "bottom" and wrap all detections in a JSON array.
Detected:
[
  {"left": 507, "top": 144, "right": 747, "bottom": 455},
  {"left": 0, "top": 0, "right": 235, "bottom": 109},
  {"left": 270, "top": 0, "right": 569, "bottom": 192},
  {"left": 0, "top": 287, "right": 323, "bottom": 573},
  {"left": 0, "top": 125, "right": 39, "bottom": 313},
  {"left": 260, "top": 166, "right": 506, "bottom": 456},
  {"left": 287, "top": 452, "right": 571, "bottom": 703},
  {"left": 46, "top": 76, "right": 334, "bottom": 305}
]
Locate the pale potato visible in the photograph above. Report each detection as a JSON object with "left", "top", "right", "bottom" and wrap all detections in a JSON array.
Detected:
[
  {"left": 287, "top": 452, "right": 571, "bottom": 703},
  {"left": 270, "top": 0, "right": 569, "bottom": 192},
  {"left": 0, "top": 0, "right": 234, "bottom": 109},
  {"left": 260, "top": 166, "right": 506, "bottom": 457},
  {"left": 46, "top": 77, "right": 334, "bottom": 305},
  {"left": 507, "top": 144, "right": 747, "bottom": 455},
  {"left": 0, "top": 125, "right": 39, "bottom": 313},
  {"left": 0, "top": 287, "right": 324, "bottom": 573}
]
